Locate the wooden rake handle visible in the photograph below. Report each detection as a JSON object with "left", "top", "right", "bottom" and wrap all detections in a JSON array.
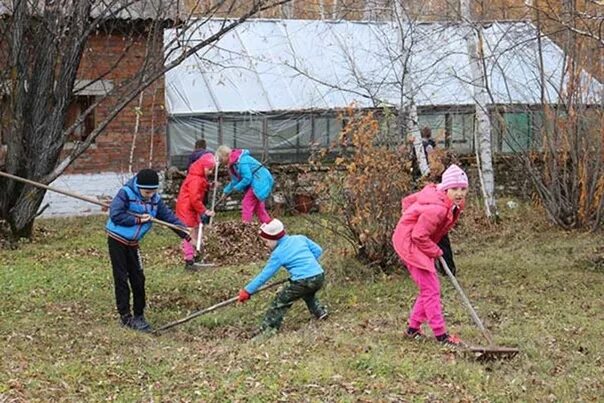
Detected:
[
  {"left": 438, "top": 256, "right": 494, "bottom": 346},
  {"left": 0, "top": 170, "right": 190, "bottom": 236},
  {"left": 153, "top": 278, "right": 289, "bottom": 334}
]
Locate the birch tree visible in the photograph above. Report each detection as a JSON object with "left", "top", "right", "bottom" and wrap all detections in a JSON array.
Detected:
[
  {"left": 392, "top": 1, "right": 430, "bottom": 176},
  {"left": 460, "top": 0, "right": 497, "bottom": 218}
]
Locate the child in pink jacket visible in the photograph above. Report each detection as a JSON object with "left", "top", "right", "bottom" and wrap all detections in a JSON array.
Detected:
[{"left": 392, "top": 164, "right": 469, "bottom": 346}]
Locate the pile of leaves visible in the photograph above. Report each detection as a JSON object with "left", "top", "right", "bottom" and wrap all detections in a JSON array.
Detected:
[
  {"left": 204, "top": 221, "right": 268, "bottom": 265},
  {"left": 161, "top": 221, "right": 268, "bottom": 266}
]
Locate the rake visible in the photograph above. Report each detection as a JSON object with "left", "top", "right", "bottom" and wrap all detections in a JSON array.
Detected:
[
  {"left": 0, "top": 171, "right": 190, "bottom": 235},
  {"left": 153, "top": 278, "right": 288, "bottom": 334},
  {"left": 438, "top": 257, "right": 519, "bottom": 360}
]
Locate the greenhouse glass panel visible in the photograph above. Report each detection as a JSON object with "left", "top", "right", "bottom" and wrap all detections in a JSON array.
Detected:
[{"left": 451, "top": 113, "right": 474, "bottom": 153}]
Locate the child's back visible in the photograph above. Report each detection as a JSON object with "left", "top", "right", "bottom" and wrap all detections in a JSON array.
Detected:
[{"left": 271, "top": 234, "right": 323, "bottom": 279}]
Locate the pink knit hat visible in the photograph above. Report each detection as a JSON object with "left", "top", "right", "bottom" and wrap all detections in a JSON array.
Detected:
[{"left": 437, "top": 164, "right": 469, "bottom": 191}]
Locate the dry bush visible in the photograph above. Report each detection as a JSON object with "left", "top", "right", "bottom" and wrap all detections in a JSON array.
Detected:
[
  {"left": 523, "top": 106, "right": 603, "bottom": 231},
  {"left": 312, "top": 110, "right": 413, "bottom": 270}
]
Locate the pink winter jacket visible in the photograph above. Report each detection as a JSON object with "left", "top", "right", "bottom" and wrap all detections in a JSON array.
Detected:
[{"left": 392, "top": 184, "right": 463, "bottom": 272}]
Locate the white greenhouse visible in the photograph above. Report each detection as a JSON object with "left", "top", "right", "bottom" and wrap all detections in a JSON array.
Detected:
[{"left": 164, "top": 19, "right": 602, "bottom": 167}]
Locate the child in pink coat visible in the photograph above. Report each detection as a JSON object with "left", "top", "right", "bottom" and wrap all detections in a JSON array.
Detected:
[{"left": 392, "top": 164, "right": 469, "bottom": 346}]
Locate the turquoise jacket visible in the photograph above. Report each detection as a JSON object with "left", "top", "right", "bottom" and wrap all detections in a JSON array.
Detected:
[
  {"left": 223, "top": 149, "right": 274, "bottom": 201},
  {"left": 244, "top": 235, "right": 324, "bottom": 294}
]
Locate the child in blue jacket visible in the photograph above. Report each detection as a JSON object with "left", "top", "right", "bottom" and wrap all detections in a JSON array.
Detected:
[
  {"left": 106, "top": 169, "right": 190, "bottom": 332},
  {"left": 238, "top": 219, "right": 328, "bottom": 338}
]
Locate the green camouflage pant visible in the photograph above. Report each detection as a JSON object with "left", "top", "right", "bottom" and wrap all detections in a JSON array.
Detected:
[{"left": 261, "top": 273, "right": 326, "bottom": 331}]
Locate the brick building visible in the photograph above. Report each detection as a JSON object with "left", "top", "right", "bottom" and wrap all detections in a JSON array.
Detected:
[
  {"left": 0, "top": 1, "right": 182, "bottom": 216},
  {"left": 68, "top": 30, "right": 168, "bottom": 174},
  {"left": 0, "top": 1, "right": 183, "bottom": 175}
]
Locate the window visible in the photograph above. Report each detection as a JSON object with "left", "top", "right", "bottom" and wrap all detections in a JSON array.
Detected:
[
  {"left": 492, "top": 112, "right": 531, "bottom": 153},
  {"left": 314, "top": 116, "right": 342, "bottom": 147},
  {"left": 451, "top": 113, "right": 474, "bottom": 154},
  {"left": 65, "top": 96, "right": 95, "bottom": 143},
  {"left": 219, "top": 118, "right": 264, "bottom": 160}
]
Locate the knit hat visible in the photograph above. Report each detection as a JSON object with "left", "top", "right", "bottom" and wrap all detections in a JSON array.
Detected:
[
  {"left": 437, "top": 164, "right": 468, "bottom": 191},
  {"left": 136, "top": 169, "right": 159, "bottom": 189},
  {"left": 259, "top": 219, "right": 286, "bottom": 240}
]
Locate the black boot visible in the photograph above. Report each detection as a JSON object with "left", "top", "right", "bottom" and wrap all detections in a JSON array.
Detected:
[
  {"left": 185, "top": 259, "right": 200, "bottom": 272},
  {"left": 120, "top": 313, "right": 133, "bottom": 327},
  {"left": 314, "top": 307, "right": 329, "bottom": 320},
  {"left": 130, "top": 315, "right": 152, "bottom": 332}
]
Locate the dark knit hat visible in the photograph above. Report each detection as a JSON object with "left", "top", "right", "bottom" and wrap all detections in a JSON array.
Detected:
[{"left": 136, "top": 169, "right": 159, "bottom": 189}]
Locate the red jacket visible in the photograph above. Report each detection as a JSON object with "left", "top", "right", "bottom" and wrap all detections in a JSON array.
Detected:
[
  {"left": 176, "top": 153, "right": 215, "bottom": 227},
  {"left": 392, "top": 184, "right": 463, "bottom": 272}
]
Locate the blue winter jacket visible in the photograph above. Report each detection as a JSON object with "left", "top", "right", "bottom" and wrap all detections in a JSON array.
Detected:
[
  {"left": 244, "top": 235, "right": 324, "bottom": 294},
  {"left": 223, "top": 149, "right": 274, "bottom": 201},
  {"left": 106, "top": 177, "right": 186, "bottom": 245}
]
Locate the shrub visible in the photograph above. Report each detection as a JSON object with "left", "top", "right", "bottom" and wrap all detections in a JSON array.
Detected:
[{"left": 312, "top": 110, "right": 413, "bottom": 271}]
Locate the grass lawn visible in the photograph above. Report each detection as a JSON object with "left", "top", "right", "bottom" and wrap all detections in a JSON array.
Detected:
[{"left": 0, "top": 205, "right": 603, "bottom": 401}]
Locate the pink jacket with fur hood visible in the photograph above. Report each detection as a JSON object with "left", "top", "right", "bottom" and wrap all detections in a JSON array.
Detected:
[{"left": 392, "top": 184, "right": 463, "bottom": 272}]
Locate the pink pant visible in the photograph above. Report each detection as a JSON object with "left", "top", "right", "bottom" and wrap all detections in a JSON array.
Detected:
[
  {"left": 181, "top": 238, "right": 196, "bottom": 261},
  {"left": 407, "top": 264, "right": 447, "bottom": 337},
  {"left": 241, "top": 188, "right": 271, "bottom": 224}
]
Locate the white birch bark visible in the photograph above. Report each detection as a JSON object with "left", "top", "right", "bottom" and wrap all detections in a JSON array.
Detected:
[
  {"left": 128, "top": 90, "right": 145, "bottom": 175},
  {"left": 408, "top": 99, "right": 430, "bottom": 175},
  {"left": 461, "top": 0, "right": 496, "bottom": 217},
  {"left": 282, "top": 0, "right": 295, "bottom": 18},
  {"left": 393, "top": 1, "right": 429, "bottom": 176},
  {"left": 363, "top": 2, "right": 372, "bottom": 20},
  {"left": 318, "top": 0, "right": 325, "bottom": 19}
]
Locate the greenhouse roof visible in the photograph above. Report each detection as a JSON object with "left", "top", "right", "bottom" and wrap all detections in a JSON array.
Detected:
[{"left": 165, "top": 19, "right": 602, "bottom": 115}]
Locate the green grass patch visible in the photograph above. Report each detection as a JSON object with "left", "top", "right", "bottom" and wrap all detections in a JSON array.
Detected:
[{"left": 1, "top": 207, "right": 603, "bottom": 401}]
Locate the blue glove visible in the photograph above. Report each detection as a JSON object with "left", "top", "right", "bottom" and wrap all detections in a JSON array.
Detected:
[{"left": 200, "top": 213, "right": 211, "bottom": 225}]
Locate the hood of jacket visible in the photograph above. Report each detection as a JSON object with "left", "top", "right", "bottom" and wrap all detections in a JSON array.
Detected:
[
  {"left": 188, "top": 153, "right": 215, "bottom": 178},
  {"left": 402, "top": 184, "right": 453, "bottom": 214},
  {"left": 228, "top": 148, "right": 246, "bottom": 166},
  {"left": 125, "top": 176, "right": 143, "bottom": 199}
]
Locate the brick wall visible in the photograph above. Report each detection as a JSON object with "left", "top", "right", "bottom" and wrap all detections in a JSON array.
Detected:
[{"left": 66, "top": 29, "right": 168, "bottom": 174}]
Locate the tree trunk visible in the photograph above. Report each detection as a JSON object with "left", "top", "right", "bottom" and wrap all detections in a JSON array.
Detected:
[
  {"left": 1, "top": 2, "right": 92, "bottom": 238},
  {"left": 407, "top": 101, "right": 430, "bottom": 176},
  {"left": 394, "top": 3, "right": 429, "bottom": 176},
  {"left": 0, "top": 1, "right": 294, "bottom": 239},
  {"left": 461, "top": 0, "right": 497, "bottom": 217}
]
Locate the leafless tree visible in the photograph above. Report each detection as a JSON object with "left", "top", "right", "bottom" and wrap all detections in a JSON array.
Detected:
[
  {"left": 0, "top": 0, "right": 290, "bottom": 239},
  {"left": 506, "top": 0, "right": 604, "bottom": 229}
]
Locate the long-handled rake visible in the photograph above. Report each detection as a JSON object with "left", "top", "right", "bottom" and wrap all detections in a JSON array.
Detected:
[
  {"left": 438, "top": 257, "right": 519, "bottom": 360},
  {"left": 153, "top": 278, "right": 288, "bottom": 334},
  {"left": 190, "top": 222, "right": 215, "bottom": 268},
  {"left": 0, "top": 171, "right": 190, "bottom": 236}
]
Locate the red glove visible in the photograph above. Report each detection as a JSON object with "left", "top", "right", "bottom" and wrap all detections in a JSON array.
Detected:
[{"left": 238, "top": 289, "right": 251, "bottom": 303}]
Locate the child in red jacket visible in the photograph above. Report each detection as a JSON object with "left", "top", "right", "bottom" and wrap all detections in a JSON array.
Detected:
[
  {"left": 176, "top": 153, "right": 217, "bottom": 270},
  {"left": 392, "top": 164, "right": 469, "bottom": 346}
]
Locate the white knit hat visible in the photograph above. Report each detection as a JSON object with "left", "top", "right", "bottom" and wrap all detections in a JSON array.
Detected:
[{"left": 259, "top": 219, "right": 286, "bottom": 240}]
